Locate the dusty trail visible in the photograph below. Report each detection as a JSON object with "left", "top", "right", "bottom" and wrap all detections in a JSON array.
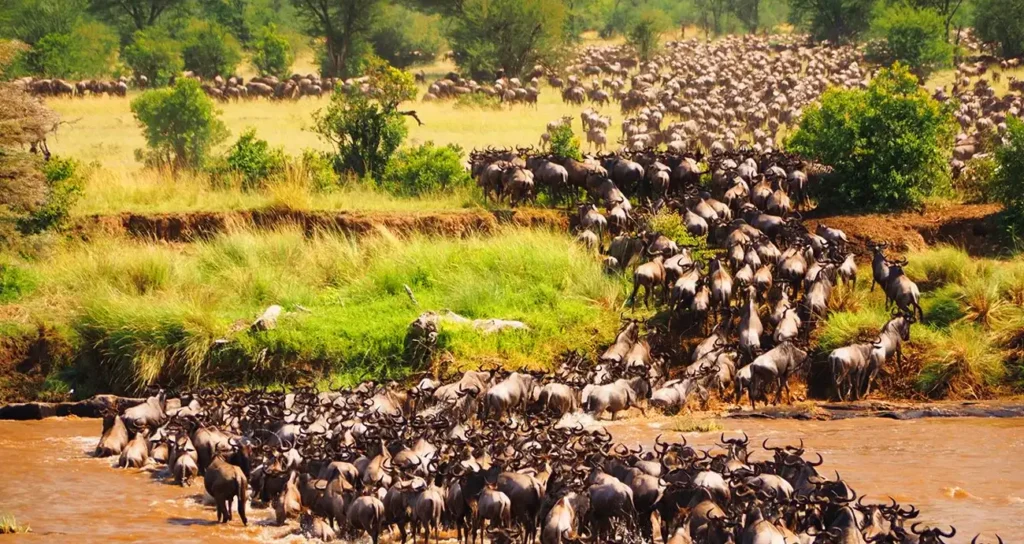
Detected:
[{"left": 1, "top": 416, "right": 1021, "bottom": 543}]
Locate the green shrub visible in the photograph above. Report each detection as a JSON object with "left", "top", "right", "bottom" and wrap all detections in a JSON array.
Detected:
[
  {"left": 867, "top": 6, "right": 953, "bottom": 80},
  {"left": 974, "top": 0, "right": 1024, "bottom": 58},
  {"left": 549, "top": 124, "right": 583, "bottom": 161},
  {"left": 17, "top": 156, "right": 84, "bottom": 235},
  {"left": 917, "top": 323, "right": 1005, "bottom": 398},
  {"left": 647, "top": 211, "right": 715, "bottom": 263},
  {"left": 20, "top": 22, "right": 118, "bottom": 79},
  {"left": 369, "top": 5, "right": 444, "bottom": 69},
  {"left": 626, "top": 9, "right": 670, "bottom": 61},
  {"left": 447, "top": 0, "right": 568, "bottom": 79},
  {"left": 251, "top": 24, "right": 293, "bottom": 78},
  {"left": 788, "top": 0, "right": 875, "bottom": 43},
  {"left": 181, "top": 20, "right": 242, "bottom": 78},
  {"left": 0, "top": 261, "right": 37, "bottom": 303},
  {"left": 123, "top": 29, "right": 183, "bottom": 87},
  {"left": 990, "top": 116, "right": 1024, "bottom": 238},
  {"left": 224, "top": 129, "right": 286, "bottom": 190},
  {"left": 380, "top": 142, "right": 472, "bottom": 196},
  {"left": 787, "top": 64, "right": 957, "bottom": 212},
  {"left": 130, "top": 79, "right": 229, "bottom": 169},
  {"left": 299, "top": 149, "right": 340, "bottom": 192},
  {"left": 954, "top": 154, "right": 997, "bottom": 203},
  {"left": 313, "top": 57, "right": 416, "bottom": 180}
]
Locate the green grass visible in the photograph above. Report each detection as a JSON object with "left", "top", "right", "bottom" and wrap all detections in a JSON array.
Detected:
[
  {"left": 669, "top": 414, "right": 724, "bottom": 433},
  {"left": 2, "top": 227, "right": 622, "bottom": 394},
  {"left": 0, "top": 514, "right": 29, "bottom": 534},
  {"left": 818, "top": 245, "right": 1024, "bottom": 399}
]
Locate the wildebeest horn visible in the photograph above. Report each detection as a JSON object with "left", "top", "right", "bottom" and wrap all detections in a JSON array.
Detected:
[
  {"left": 807, "top": 452, "right": 823, "bottom": 466},
  {"left": 937, "top": 526, "right": 956, "bottom": 538}
]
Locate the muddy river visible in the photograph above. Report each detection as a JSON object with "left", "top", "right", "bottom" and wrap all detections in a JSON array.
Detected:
[{"left": 0, "top": 416, "right": 1021, "bottom": 543}]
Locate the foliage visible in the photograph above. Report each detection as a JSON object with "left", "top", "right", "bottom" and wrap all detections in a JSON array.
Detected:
[
  {"left": 18, "top": 22, "right": 119, "bottom": 78},
  {"left": 973, "top": 0, "right": 1024, "bottom": 57},
  {"left": 788, "top": 0, "right": 875, "bottom": 42},
  {"left": 130, "top": 78, "right": 229, "bottom": 169},
  {"left": 291, "top": 0, "right": 382, "bottom": 77},
  {"left": 223, "top": 129, "right": 286, "bottom": 190},
  {"left": 990, "top": 116, "right": 1024, "bottom": 238},
  {"left": 866, "top": 5, "right": 953, "bottom": 80},
  {"left": 181, "top": 19, "right": 242, "bottom": 78},
  {"left": 918, "top": 323, "right": 1004, "bottom": 398},
  {"left": 87, "top": 0, "right": 187, "bottom": 31},
  {"left": 953, "top": 154, "right": 996, "bottom": 203},
  {"left": 379, "top": 142, "right": 472, "bottom": 196},
  {"left": 447, "top": 0, "right": 569, "bottom": 79},
  {"left": 251, "top": 23, "right": 293, "bottom": 78},
  {"left": 626, "top": 9, "right": 670, "bottom": 61},
  {"left": 0, "top": 260, "right": 37, "bottom": 303},
  {"left": 16, "top": 157, "right": 85, "bottom": 235},
  {"left": 549, "top": 124, "right": 583, "bottom": 161},
  {"left": 647, "top": 211, "right": 714, "bottom": 262},
  {"left": 786, "top": 64, "right": 957, "bottom": 211},
  {"left": 452, "top": 92, "right": 502, "bottom": 110},
  {"left": 368, "top": 4, "right": 443, "bottom": 69},
  {"left": 0, "top": 0, "right": 89, "bottom": 45},
  {"left": 0, "top": 40, "right": 29, "bottom": 77},
  {"left": 17, "top": 227, "right": 620, "bottom": 392},
  {"left": 123, "top": 28, "right": 183, "bottom": 87},
  {"left": 313, "top": 57, "right": 416, "bottom": 180},
  {"left": 298, "top": 149, "right": 340, "bottom": 192}
]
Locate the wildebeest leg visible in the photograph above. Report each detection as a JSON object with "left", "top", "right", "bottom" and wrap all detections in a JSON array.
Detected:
[
  {"left": 630, "top": 282, "right": 640, "bottom": 309},
  {"left": 237, "top": 489, "right": 248, "bottom": 525},
  {"left": 749, "top": 375, "right": 758, "bottom": 410}
]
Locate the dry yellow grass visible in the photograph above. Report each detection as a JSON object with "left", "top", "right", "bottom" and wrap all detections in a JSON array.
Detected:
[{"left": 926, "top": 64, "right": 1024, "bottom": 95}]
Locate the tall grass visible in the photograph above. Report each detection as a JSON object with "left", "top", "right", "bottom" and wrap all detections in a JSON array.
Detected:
[
  {"left": 5, "top": 227, "right": 622, "bottom": 393},
  {"left": 0, "top": 514, "right": 29, "bottom": 534},
  {"left": 818, "top": 245, "right": 1024, "bottom": 398}
]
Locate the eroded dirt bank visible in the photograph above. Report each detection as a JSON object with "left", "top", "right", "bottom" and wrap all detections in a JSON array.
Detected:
[{"left": 1, "top": 416, "right": 1020, "bottom": 543}]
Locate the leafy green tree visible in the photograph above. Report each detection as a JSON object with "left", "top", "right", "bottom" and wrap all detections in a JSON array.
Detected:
[
  {"left": 123, "top": 28, "right": 183, "bottom": 86},
  {"left": 627, "top": 9, "right": 670, "bottom": 61},
  {"left": 313, "top": 57, "right": 416, "bottom": 180},
  {"left": 87, "top": 0, "right": 185, "bottom": 31},
  {"left": 447, "top": 0, "right": 568, "bottom": 79},
  {"left": 974, "top": 0, "right": 1024, "bottom": 57},
  {"left": 867, "top": 5, "right": 952, "bottom": 80},
  {"left": 380, "top": 142, "right": 471, "bottom": 196},
  {"left": 130, "top": 78, "right": 229, "bottom": 169},
  {"left": 694, "top": 0, "right": 730, "bottom": 36},
  {"left": 990, "top": 116, "right": 1024, "bottom": 237},
  {"left": 368, "top": 4, "right": 443, "bottom": 69},
  {"left": 788, "top": 0, "right": 875, "bottom": 42},
  {"left": 907, "top": 0, "right": 964, "bottom": 38},
  {"left": 786, "top": 64, "right": 957, "bottom": 211},
  {"left": 731, "top": 0, "right": 762, "bottom": 32},
  {"left": 19, "top": 21, "right": 119, "bottom": 78},
  {"left": 251, "top": 23, "right": 294, "bottom": 77},
  {"left": 181, "top": 19, "right": 242, "bottom": 78},
  {"left": 1, "top": 0, "right": 89, "bottom": 45},
  {"left": 291, "top": 0, "right": 382, "bottom": 77}
]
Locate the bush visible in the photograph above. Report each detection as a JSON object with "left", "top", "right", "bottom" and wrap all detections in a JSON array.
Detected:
[
  {"left": 549, "top": 124, "right": 583, "bottom": 161},
  {"left": 447, "top": 0, "right": 568, "bottom": 79},
  {"left": 954, "top": 154, "right": 997, "bottom": 203},
  {"left": 251, "top": 24, "right": 293, "bottom": 78},
  {"left": 131, "top": 79, "right": 229, "bottom": 169},
  {"left": 867, "top": 6, "right": 953, "bottom": 80},
  {"left": 788, "top": 0, "right": 875, "bottom": 43},
  {"left": 380, "top": 142, "right": 472, "bottom": 196},
  {"left": 369, "top": 5, "right": 444, "bottom": 69},
  {"left": 123, "top": 29, "right": 183, "bottom": 87},
  {"left": 647, "top": 211, "right": 715, "bottom": 263},
  {"left": 990, "top": 116, "right": 1024, "bottom": 238},
  {"left": 0, "top": 261, "right": 38, "bottom": 303},
  {"left": 313, "top": 57, "right": 416, "bottom": 180},
  {"left": 299, "top": 149, "right": 340, "bottom": 192},
  {"left": 626, "top": 9, "right": 671, "bottom": 62},
  {"left": 17, "top": 156, "right": 84, "bottom": 235},
  {"left": 224, "top": 129, "right": 286, "bottom": 190},
  {"left": 974, "top": 0, "right": 1024, "bottom": 58},
  {"left": 181, "top": 20, "right": 242, "bottom": 78},
  {"left": 786, "top": 64, "right": 957, "bottom": 211},
  {"left": 20, "top": 22, "right": 119, "bottom": 78}
]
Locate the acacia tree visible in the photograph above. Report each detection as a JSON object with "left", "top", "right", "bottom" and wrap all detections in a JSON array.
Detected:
[
  {"left": 974, "top": 0, "right": 1024, "bottom": 58},
  {"left": 88, "top": 0, "right": 185, "bottom": 30},
  {"left": 447, "top": 0, "right": 568, "bottom": 79},
  {"left": 291, "top": 0, "right": 381, "bottom": 77},
  {"left": 788, "top": 0, "right": 875, "bottom": 43},
  {"left": 627, "top": 9, "right": 670, "bottom": 61},
  {"left": 694, "top": 0, "right": 730, "bottom": 36},
  {"left": 313, "top": 57, "right": 418, "bottom": 180}
]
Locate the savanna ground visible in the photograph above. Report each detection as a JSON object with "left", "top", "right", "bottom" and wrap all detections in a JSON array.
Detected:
[{"left": 2, "top": 39, "right": 1024, "bottom": 405}]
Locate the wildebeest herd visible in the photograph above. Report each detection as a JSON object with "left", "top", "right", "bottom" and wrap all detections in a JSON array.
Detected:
[{"left": 94, "top": 376, "right": 1003, "bottom": 543}]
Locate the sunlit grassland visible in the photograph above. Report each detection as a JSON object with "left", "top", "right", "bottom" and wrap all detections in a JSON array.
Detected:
[{"left": 0, "top": 227, "right": 624, "bottom": 395}]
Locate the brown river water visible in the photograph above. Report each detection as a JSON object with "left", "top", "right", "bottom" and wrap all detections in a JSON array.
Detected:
[{"left": 0, "top": 416, "right": 1021, "bottom": 543}]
